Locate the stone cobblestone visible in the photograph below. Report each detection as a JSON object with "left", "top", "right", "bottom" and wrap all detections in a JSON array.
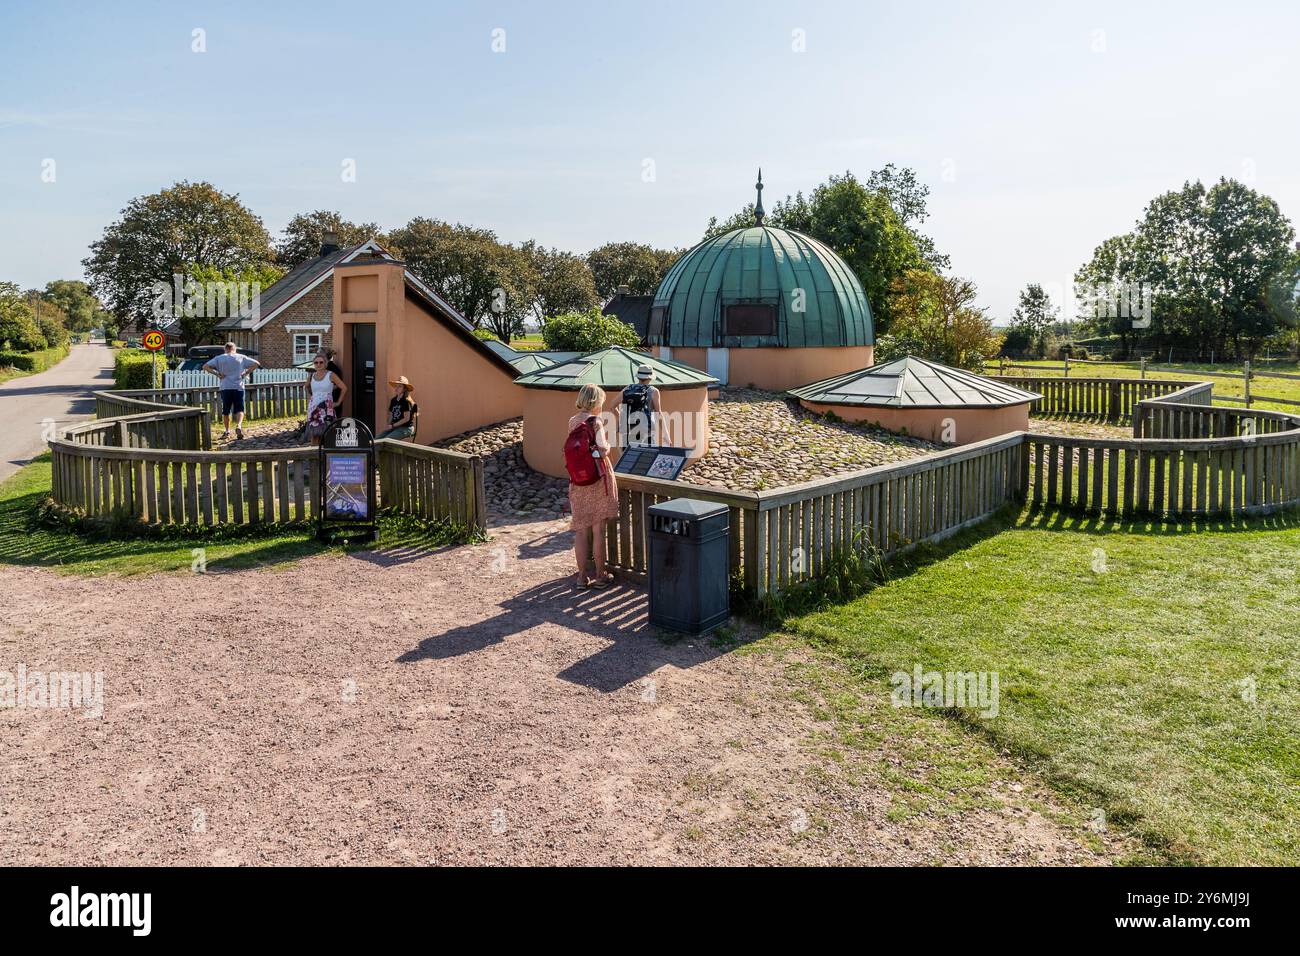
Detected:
[
  {"left": 681, "top": 388, "right": 938, "bottom": 491},
  {"left": 213, "top": 390, "right": 959, "bottom": 519}
]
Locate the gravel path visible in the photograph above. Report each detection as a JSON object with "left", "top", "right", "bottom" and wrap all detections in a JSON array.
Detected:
[{"left": 0, "top": 517, "right": 1127, "bottom": 866}]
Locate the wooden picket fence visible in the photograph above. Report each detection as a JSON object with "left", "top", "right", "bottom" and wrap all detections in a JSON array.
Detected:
[
  {"left": 607, "top": 433, "right": 1027, "bottom": 598},
  {"left": 111, "top": 381, "right": 311, "bottom": 424},
  {"left": 603, "top": 381, "right": 1300, "bottom": 597},
  {"left": 990, "top": 375, "right": 1197, "bottom": 423},
  {"left": 48, "top": 391, "right": 487, "bottom": 532},
  {"left": 377, "top": 438, "right": 487, "bottom": 532},
  {"left": 47, "top": 377, "right": 1300, "bottom": 596},
  {"left": 164, "top": 367, "right": 308, "bottom": 389}
]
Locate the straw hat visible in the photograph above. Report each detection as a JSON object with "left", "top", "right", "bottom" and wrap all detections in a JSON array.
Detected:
[
  {"left": 388, "top": 375, "right": 414, "bottom": 393},
  {"left": 635, "top": 364, "right": 655, "bottom": 380}
]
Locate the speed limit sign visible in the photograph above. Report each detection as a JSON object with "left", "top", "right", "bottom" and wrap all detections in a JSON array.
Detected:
[{"left": 143, "top": 330, "right": 166, "bottom": 352}]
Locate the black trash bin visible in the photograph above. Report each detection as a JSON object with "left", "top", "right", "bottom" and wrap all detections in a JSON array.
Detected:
[{"left": 647, "top": 498, "right": 730, "bottom": 635}]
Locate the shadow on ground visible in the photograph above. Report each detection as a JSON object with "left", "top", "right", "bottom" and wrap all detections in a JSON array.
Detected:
[{"left": 397, "top": 573, "right": 745, "bottom": 693}]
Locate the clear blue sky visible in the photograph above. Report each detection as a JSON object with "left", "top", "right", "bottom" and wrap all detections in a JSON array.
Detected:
[{"left": 2, "top": 0, "right": 1297, "bottom": 321}]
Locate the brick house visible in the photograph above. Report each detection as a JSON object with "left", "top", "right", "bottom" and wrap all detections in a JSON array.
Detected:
[
  {"left": 214, "top": 235, "right": 386, "bottom": 367},
  {"left": 217, "top": 232, "right": 526, "bottom": 442}
]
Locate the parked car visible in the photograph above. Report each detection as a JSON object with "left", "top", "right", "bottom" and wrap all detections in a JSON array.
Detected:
[{"left": 176, "top": 345, "right": 259, "bottom": 372}]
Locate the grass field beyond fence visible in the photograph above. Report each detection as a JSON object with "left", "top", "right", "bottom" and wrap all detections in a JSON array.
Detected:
[{"left": 1000, "top": 358, "right": 1300, "bottom": 414}]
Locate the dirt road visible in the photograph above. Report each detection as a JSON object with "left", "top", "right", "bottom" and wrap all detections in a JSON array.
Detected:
[{"left": 0, "top": 342, "right": 114, "bottom": 482}]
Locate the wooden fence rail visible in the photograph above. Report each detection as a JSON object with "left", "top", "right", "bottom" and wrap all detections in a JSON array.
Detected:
[
  {"left": 602, "top": 384, "right": 1300, "bottom": 595},
  {"left": 110, "top": 381, "right": 310, "bottom": 425},
  {"left": 606, "top": 433, "right": 1028, "bottom": 598},
  {"left": 990, "top": 376, "right": 1198, "bottom": 423},
  {"left": 376, "top": 437, "right": 487, "bottom": 532},
  {"left": 47, "top": 380, "right": 1300, "bottom": 594},
  {"left": 48, "top": 392, "right": 487, "bottom": 532}
]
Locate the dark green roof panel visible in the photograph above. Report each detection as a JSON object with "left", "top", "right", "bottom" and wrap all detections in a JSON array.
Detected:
[
  {"left": 789, "top": 356, "right": 1042, "bottom": 409},
  {"left": 513, "top": 346, "right": 718, "bottom": 390},
  {"left": 651, "top": 226, "right": 873, "bottom": 349}
]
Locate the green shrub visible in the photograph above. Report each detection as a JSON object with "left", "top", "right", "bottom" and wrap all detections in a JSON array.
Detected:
[
  {"left": 542, "top": 307, "right": 641, "bottom": 352},
  {"left": 0, "top": 311, "right": 46, "bottom": 351},
  {"left": 114, "top": 349, "right": 163, "bottom": 389},
  {"left": 472, "top": 327, "right": 499, "bottom": 341},
  {"left": 37, "top": 316, "right": 69, "bottom": 349},
  {"left": 0, "top": 343, "right": 70, "bottom": 374}
]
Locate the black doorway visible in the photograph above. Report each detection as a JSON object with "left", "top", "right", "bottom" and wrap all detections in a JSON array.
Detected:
[{"left": 350, "top": 324, "right": 376, "bottom": 431}]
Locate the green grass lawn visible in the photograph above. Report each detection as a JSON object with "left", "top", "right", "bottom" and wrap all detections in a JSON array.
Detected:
[
  {"left": 999, "top": 358, "right": 1300, "bottom": 413},
  {"left": 508, "top": 333, "right": 547, "bottom": 351},
  {"left": 0, "top": 454, "right": 467, "bottom": 576},
  {"left": 788, "top": 505, "right": 1300, "bottom": 865}
]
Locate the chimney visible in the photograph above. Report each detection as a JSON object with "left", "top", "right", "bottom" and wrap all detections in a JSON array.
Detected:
[
  {"left": 319, "top": 230, "right": 341, "bottom": 257},
  {"left": 616, "top": 284, "right": 630, "bottom": 296}
]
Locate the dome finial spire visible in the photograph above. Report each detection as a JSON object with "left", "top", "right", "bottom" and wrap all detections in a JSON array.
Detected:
[{"left": 754, "top": 168, "right": 765, "bottom": 226}]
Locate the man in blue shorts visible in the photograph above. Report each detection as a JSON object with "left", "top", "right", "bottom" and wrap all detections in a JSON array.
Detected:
[{"left": 203, "top": 342, "right": 260, "bottom": 440}]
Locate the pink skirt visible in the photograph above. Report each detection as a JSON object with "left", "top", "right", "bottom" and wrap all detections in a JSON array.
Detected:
[{"left": 569, "top": 474, "right": 619, "bottom": 531}]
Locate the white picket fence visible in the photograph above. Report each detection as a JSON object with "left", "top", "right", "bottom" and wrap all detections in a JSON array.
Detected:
[{"left": 164, "top": 367, "right": 309, "bottom": 389}]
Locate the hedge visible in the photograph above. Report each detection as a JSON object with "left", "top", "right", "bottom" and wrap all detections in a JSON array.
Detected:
[
  {"left": 113, "top": 349, "right": 164, "bottom": 389},
  {"left": 542, "top": 308, "right": 641, "bottom": 352},
  {"left": 0, "top": 343, "right": 71, "bottom": 374}
]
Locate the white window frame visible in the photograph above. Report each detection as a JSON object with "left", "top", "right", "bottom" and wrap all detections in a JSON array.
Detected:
[{"left": 291, "top": 331, "right": 323, "bottom": 366}]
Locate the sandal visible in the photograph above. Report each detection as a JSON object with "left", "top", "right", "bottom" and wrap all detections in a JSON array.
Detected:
[{"left": 590, "top": 572, "right": 615, "bottom": 589}]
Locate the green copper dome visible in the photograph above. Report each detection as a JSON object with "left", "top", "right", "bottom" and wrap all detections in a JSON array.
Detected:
[{"left": 648, "top": 225, "right": 874, "bottom": 349}]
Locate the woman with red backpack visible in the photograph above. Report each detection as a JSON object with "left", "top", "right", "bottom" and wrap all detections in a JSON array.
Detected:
[{"left": 564, "top": 384, "right": 619, "bottom": 588}]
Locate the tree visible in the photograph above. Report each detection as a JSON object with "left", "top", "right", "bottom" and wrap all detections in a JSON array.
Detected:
[
  {"left": 1076, "top": 178, "right": 1295, "bottom": 359},
  {"left": 1008, "top": 283, "right": 1058, "bottom": 357},
  {"left": 28, "top": 292, "right": 70, "bottom": 349},
  {"left": 522, "top": 242, "right": 598, "bottom": 320},
  {"left": 42, "top": 280, "right": 102, "bottom": 333},
  {"left": 541, "top": 307, "right": 642, "bottom": 352},
  {"left": 390, "top": 218, "right": 504, "bottom": 324},
  {"left": 480, "top": 242, "right": 538, "bottom": 343},
  {"left": 389, "top": 218, "right": 539, "bottom": 342},
  {"left": 865, "top": 163, "right": 950, "bottom": 271},
  {"left": 877, "top": 270, "right": 1003, "bottom": 371},
  {"left": 703, "top": 170, "right": 931, "bottom": 333},
  {"left": 1074, "top": 233, "right": 1140, "bottom": 355},
  {"left": 275, "top": 210, "right": 380, "bottom": 267},
  {"left": 586, "top": 242, "right": 680, "bottom": 300},
  {"left": 0, "top": 282, "right": 47, "bottom": 351},
  {"left": 83, "top": 181, "right": 273, "bottom": 332},
  {"left": 175, "top": 262, "right": 286, "bottom": 346}
]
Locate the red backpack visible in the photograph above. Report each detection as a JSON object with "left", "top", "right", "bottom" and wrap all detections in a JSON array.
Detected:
[{"left": 564, "top": 415, "right": 604, "bottom": 486}]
